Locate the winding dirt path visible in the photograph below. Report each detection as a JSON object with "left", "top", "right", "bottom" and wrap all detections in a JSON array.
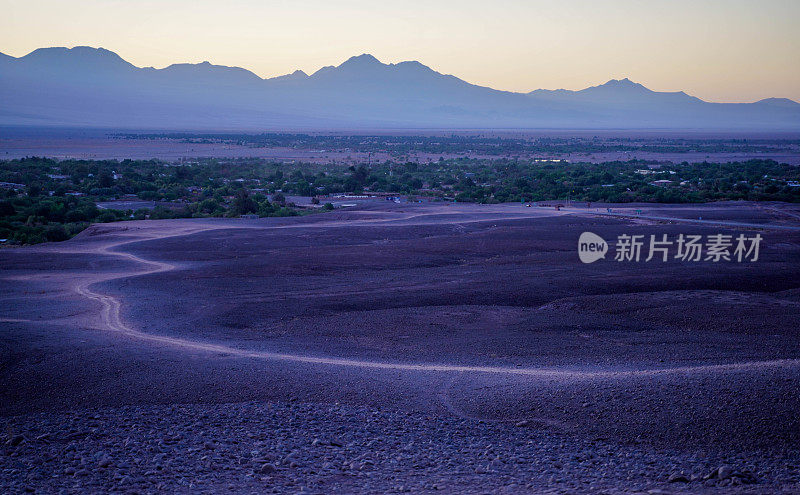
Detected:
[{"left": 62, "top": 212, "right": 800, "bottom": 381}]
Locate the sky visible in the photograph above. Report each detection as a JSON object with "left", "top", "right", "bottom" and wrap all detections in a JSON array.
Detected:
[{"left": 1, "top": 0, "right": 798, "bottom": 102}]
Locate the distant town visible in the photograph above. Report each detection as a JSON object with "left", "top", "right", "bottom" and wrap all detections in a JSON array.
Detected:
[{"left": 1, "top": 150, "right": 799, "bottom": 244}]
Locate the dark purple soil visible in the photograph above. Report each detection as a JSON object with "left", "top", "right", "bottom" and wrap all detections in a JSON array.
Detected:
[{"left": 1, "top": 202, "right": 800, "bottom": 493}]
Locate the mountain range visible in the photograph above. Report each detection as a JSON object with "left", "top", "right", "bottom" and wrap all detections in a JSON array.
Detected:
[{"left": 1, "top": 46, "right": 799, "bottom": 130}]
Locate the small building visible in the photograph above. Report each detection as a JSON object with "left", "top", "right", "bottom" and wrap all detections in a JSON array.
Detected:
[
  {"left": 650, "top": 180, "right": 673, "bottom": 187},
  {"left": 0, "top": 182, "right": 25, "bottom": 190}
]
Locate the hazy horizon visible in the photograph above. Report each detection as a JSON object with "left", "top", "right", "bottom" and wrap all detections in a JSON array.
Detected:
[{"left": 2, "top": 0, "right": 799, "bottom": 103}]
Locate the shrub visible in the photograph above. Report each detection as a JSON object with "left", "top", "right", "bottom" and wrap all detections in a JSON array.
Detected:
[
  {"left": 97, "top": 211, "right": 117, "bottom": 223},
  {"left": 44, "top": 224, "right": 69, "bottom": 242}
]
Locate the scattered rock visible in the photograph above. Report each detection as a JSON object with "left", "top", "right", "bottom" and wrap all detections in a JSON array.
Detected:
[
  {"left": 259, "top": 463, "right": 277, "bottom": 474},
  {"left": 7, "top": 435, "right": 26, "bottom": 446},
  {"left": 668, "top": 472, "right": 689, "bottom": 483},
  {"left": 0, "top": 402, "right": 779, "bottom": 493},
  {"left": 717, "top": 465, "right": 733, "bottom": 480}
]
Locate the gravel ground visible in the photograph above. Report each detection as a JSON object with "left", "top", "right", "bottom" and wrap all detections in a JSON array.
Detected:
[
  {"left": 2, "top": 203, "right": 800, "bottom": 494},
  {"left": 2, "top": 401, "right": 797, "bottom": 495}
]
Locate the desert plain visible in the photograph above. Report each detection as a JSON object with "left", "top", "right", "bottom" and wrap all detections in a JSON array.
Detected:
[{"left": 2, "top": 201, "right": 800, "bottom": 493}]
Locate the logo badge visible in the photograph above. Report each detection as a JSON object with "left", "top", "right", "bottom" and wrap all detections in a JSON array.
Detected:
[{"left": 578, "top": 232, "right": 608, "bottom": 264}]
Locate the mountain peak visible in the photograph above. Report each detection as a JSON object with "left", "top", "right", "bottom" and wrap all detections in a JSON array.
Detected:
[
  {"left": 18, "top": 46, "right": 135, "bottom": 71},
  {"left": 310, "top": 53, "right": 386, "bottom": 78},
  {"left": 26, "top": 46, "right": 123, "bottom": 61},
  {"left": 267, "top": 69, "right": 309, "bottom": 82},
  {"left": 756, "top": 97, "right": 800, "bottom": 108},
  {"left": 340, "top": 53, "right": 383, "bottom": 68},
  {"left": 601, "top": 77, "right": 643, "bottom": 89},
  {"left": 159, "top": 60, "right": 263, "bottom": 84},
  {"left": 578, "top": 77, "right": 652, "bottom": 96}
]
